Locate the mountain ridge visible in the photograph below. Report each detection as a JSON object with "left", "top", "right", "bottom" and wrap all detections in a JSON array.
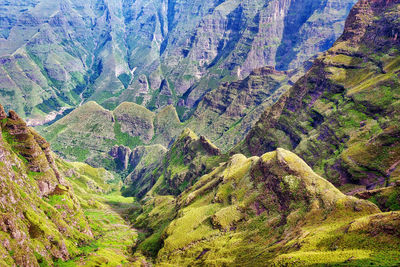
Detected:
[
  {"left": 0, "top": 0, "right": 357, "bottom": 122},
  {"left": 239, "top": 0, "right": 400, "bottom": 189}
]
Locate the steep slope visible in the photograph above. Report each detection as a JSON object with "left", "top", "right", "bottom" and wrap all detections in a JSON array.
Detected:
[
  {"left": 119, "top": 0, "right": 357, "bottom": 116},
  {"left": 55, "top": 161, "right": 139, "bottom": 266},
  {"left": 0, "top": 0, "right": 356, "bottom": 121},
  {"left": 0, "top": 103, "right": 140, "bottom": 266},
  {"left": 240, "top": 0, "right": 400, "bottom": 189},
  {"left": 355, "top": 181, "right": 400, "bottom": 211},
  {"left": 0, "top": 0, "right": 130, "bottom": 121},
  {"left": 130, "top": 144, "right": 400, "bottom": 265},
  {"left": 40, "top": 65, "right": 301, "bottom": 165},
  {"left": 0, "top": 104, "right": 93, "bottom": 266},
  {"left": 187, "top": 66, "right": 302, "bottom": 151},
  {"left": 123, "top": 128, "right": 224, "bottom": 198}
]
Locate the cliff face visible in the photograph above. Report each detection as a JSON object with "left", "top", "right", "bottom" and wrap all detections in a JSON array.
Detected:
[
  {"left": 241, "top": 0, "right": 400, "bottom": 188},
  {"left": 0, "top": 104, "right": 93, "bottom": 266},
  {"left": 187, "top": 66, "right": 305, "bottom": 151},
  {"left": 0, "top": 0, "right": 356, "bottom": 122}
]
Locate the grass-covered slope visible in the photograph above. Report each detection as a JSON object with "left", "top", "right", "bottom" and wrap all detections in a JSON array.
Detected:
[
  {"left": 240, "top": 0, "right": 400, "bottom": 189},
  {"left": 123, "top": 128, "right": 225, "bottom": 198},
  {"left": 55, "top": 160, "right": 140, "bottom": 266},
  {"left": 0, "top": 103, "right": 141, "bottom": 266},
  {"left": 0, "top": 104, "right": 93, "bottom": 266},
  {"left": 130, "top": 145, "right": 400, "bottom": 265},
  {"left": 355, "top": 181, "right": 400, "bottom": 212}
]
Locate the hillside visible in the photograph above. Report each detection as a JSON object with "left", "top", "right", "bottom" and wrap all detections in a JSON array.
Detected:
[
  {"left": 38, "top": 101, "right": 183, "bottom": 165},
  {"left": 122, "top": 128, "right": 224, "bottom": 198},
  {"left": 239, "top": 0, "right": 400, "bottom": 190},
  {"left": 1, "top": 0, "right": 400, "bottom": 266},
  {"left": 186, "top": 66, "right": 302, "bottom": 151},
  {"left": 0, "top": 104, "right": 139, "bottom": 266},
  {"left": 0, "top": 0, "right": 356, "bottom": 122},
  {"left": 126, "top": 133, "right": 400, "bottom": 265}
]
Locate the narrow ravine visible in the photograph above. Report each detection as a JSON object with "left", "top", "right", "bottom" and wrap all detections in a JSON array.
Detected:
[{"left": 57, "top": 193, "right": 138, "bottom": 266}]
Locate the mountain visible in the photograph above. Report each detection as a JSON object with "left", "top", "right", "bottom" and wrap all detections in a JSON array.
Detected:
[
  {"left": 0, "top": 104, "right": 92, "bottom": 265},
  {"left": 127, "top": 132, "right": 400, "bottom": 265},
  {"left": 122, "top": 128, "right": 224, "bottom": 198},
  {"left": 38, "top": 101, "right": 183, "bottom": 164},
  {"left": 38, "top": 67, "right": 292, "bottom": 170},
  {"left": 123, "top": 1, "right": 400, "bottom": 264},
  {"left": 0, "top": 0, "right": 356, "bottom": 122},
  {"left": 0, "top": 104, "right": 138, "bottom": 265},
  {"left": 239, "top": 0, "right": 400, "bottom": 190},
  {"left": 2, "top": 0, "right": 400, "bottom": 266},
  {"left": 38, "top": 64, "right": 304, "bottom": 171},
  {"left": 186, "top": 66, "right": 302, "bottom": 151}
]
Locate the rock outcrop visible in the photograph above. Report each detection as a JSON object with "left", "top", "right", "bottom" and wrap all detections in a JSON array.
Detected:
[
  {"left": 0, "top": 104, "right": 93, "bottom": 266},
  {"left": 123, "top": 128, "right": 223, "bottom": 198}
]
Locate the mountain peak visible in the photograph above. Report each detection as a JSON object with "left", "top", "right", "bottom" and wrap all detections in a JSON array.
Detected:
[
  {"left": 0, "top": 104, "right": 6, "bottom": 119},
  {"left": 178, "top": 128, "right": 198, "bottom": 140}
]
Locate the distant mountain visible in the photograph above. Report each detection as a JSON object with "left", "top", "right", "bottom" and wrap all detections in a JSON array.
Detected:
[{"left": 0, "top": 0, "right": 356, "bottom": 122}]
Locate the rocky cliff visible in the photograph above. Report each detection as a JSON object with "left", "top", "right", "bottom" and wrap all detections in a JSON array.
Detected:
[
  {"left": 240, "top": 0, "right": 400, "bottom": 189},
  {"left": 0, "top": 104, "right": 93, "bottom": 266},
  {"left": 187, "top": 66, "right": 304, "bottom": 151},
  {"left": 123, "top": 128, "right": 224, "bottom": 198},
  {"left": 0, "top": 0, "right": 357, "bottom": 122}
]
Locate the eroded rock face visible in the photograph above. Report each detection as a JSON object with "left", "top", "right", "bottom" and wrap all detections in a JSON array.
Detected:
[
  {"left": 109, "top": 145, "right": 132, "bottom": 171},
  {"left": 187, "top": 66, "right": 302, "bottom": 151},
  {"left": 0, "top": 104, "right": 6, "bottom": 119},
  {"left": 123, "top": 128, "right": 223, "bottom": 198},
  {"left": 0, "top": 107, "right": 93, "bottom": 266},
  {"left": 241, "top": 0, "right": 400, "bottom": 187},
  {"left": 0, "top": 0, "right": 356, "bottom": 120}
]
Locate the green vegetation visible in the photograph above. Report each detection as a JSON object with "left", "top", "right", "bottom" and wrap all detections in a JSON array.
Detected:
[
  {"left": 241, "top": 0, "right": 400, "bottom": 189},
  {"left": 39, "top": 102, "right": 184, "bottom": 168},
  {"left": 3, "top": 1, "right": 400, "bottom": 266},
  {"left": 114, "top": 120, "right": 144, "bottom": 148}
]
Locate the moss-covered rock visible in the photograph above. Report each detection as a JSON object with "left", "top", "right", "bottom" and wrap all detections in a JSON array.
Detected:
[{"left": 0, "top": 105, "right": 93, "bottom": 266}]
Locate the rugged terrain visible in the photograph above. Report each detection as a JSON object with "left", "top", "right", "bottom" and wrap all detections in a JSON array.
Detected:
[
  {"left": 0, "top": 104, "right": 138, "bottom": 266},
  {"left": 38, "top": 63, "right": 304, "bottom": 171},
  {"left": 1, "top": 0, "right": 400, "bottom": 266},
  {"left": 240, "top": 0, "right": 400, "bottom": 190},
  {"left": 127, "top": 131, "right": 400, "bottom": 265},
  {"left": 0, "top": 0, "right": 356, "bottom": 122},
  {"left": 38, "top": 101, "right": 182, "bottom": 165}
]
